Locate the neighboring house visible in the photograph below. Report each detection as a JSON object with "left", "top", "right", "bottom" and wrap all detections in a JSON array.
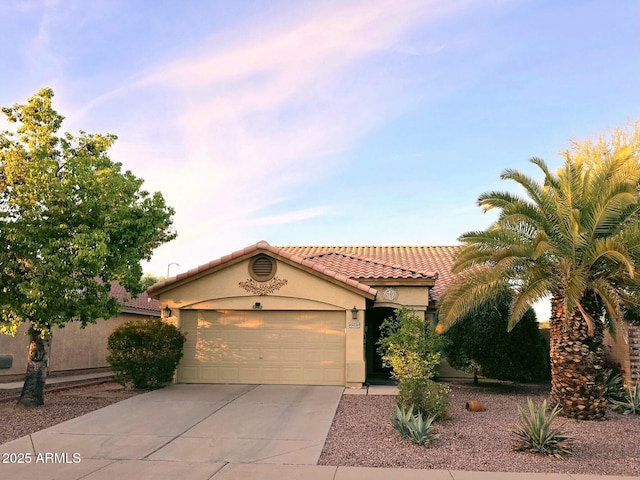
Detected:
[
  {"left": 148, "top": 240, "right": 460, "bottom": 387},
  {"left": 604, "top": 323, "right": 640, "bottom": 387},
  {"left": 0, "top": 283, "right": 159, "bottom": 381}
]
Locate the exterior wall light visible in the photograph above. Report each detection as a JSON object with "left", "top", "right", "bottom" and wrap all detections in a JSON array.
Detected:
[
  {"left": 162, "top": 305, "right": 172, "bottom": 318},
  {"left": 351, "top": 306, "right": 358, "bottom": 320}
]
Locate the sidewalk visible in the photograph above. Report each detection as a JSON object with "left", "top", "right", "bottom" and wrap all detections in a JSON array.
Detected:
[{"left": 0, "top": 371, "right": 113, "bottom": 390}]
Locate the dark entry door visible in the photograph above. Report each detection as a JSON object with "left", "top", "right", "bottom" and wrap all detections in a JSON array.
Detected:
[{"left": 365, "top": 307, "right": 394, "bottom": 380}]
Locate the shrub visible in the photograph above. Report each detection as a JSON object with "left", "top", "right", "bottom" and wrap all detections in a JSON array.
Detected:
[
  {"left": 107, "top": 319, "right": 186, "bottom": 389},
  {"left": 378, "top": 307, "right": 449, "bottom": 423},
  {"left": 442, "top": 290, "right": 550, "bottom": 383},
  {"left": 512, "top": 399, "right": 572, "bottom": 459},
  {"left": 391, "top": 404, "right": 439, "bottom": 445},
  {"left": 377, "top": 307, "right": 443, "bottom": 382},
  {"left": 397, "top": 378, "right": 450, "bottom": 421}
]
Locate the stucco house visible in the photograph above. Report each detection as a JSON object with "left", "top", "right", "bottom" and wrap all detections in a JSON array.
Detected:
[
  {"left": 0, "top": 283, "right": 160, "bottom": 381},
  {"left": 148, "top": 240, "right": 460, "bottom": 387}
]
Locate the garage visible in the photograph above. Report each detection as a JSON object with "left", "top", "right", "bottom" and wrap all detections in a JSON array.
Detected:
[
  {"left": 178, "top": 310, "right": 346, "bottom": 385},
  {"left": 147, "top": 241, "right": 423, "bottom": 387}
]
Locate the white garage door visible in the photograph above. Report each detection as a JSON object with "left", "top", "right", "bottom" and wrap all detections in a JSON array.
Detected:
[{"left": 178, "top": 310, "right": 345, "bottom": 385}]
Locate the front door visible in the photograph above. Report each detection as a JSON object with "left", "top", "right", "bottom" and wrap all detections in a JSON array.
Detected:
[{"left": 365, "top": 307, "right": 394, "bottom": 382}]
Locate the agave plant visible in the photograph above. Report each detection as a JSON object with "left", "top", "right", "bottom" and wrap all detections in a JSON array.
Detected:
[
  {"left": 406, "top": 412, "right": 439, "bottom": 445},
  {"left": 610, "top": 383, "right": 640, "bottom": 415},
  {"left": 391, "top": 404, "right": 439, "bottom": 445},
  {"left": 512, "top": 398, "right": 572, "bottom": 459},
  {"left": 603, "top": 369, "right": 627, "bottom": 403},
  {"left": 391, "top": 404, "right": 414, "bottom": 437}
]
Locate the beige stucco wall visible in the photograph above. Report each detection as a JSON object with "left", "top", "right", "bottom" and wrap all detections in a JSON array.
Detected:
[
  {"left": 371, "top": 285, "right": 429, "bottom": 311},
  {"left": 158, "top": 259, "right": 368, "bottom": 311},
  {"left": 0, "top": 313, "right": 156, "bottom": 380},
  {"left": 156, "top": 255, "right": 370, "bottom": 386}
]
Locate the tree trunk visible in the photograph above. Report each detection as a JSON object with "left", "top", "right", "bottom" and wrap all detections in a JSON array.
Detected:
[
  {"left": 549, "top": 292, "right": 606, "bottom": 420},
  {"left": 18, "top": 327, "right": 52, "bottom": 407}
]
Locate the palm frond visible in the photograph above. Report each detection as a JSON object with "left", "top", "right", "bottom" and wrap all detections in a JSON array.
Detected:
[
  {"left": 477, "top": 190, "right": 527, "bottom": 213},
  {"left": 529, "top": 157, "right": 560, "bottom": 191},
  {"left": 437, "top": 267, "right": 506, "bottom": 332},
  {"left": 590, "top": 190, "right": 639, "bottom": 238},
  {"left": 583, "top": 238, "right": 635, "bottom": 279},
  {"left": 500, "top": 168, "right": 548, "bottom": 209},
  {"left": 589, "top": 277, "right": 624, "bottom": 324},
  {"left": 509, "top": 272, "right": 555, "bottom": 330}
]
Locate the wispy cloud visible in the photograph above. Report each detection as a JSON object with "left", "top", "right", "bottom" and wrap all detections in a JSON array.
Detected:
[
  {"left": 13, "top": 0, "right": 481, "bottom": 272},
  {"left": 248, "top": 206, "right": 330, "bottom": 226}
]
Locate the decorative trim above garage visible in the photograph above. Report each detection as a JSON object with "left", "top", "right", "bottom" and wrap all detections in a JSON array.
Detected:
[{"left": 239, "top": 276, "right": 288, "bottom": 295}]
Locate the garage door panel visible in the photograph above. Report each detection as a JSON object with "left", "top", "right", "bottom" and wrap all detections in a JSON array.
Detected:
[{"left": 178, "top": 310, "right": 345, "bottom": 385}]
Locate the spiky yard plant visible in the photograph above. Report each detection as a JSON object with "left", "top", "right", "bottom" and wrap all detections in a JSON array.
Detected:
[
  {"left": 391, "top": 404, "right": 414, "bottom": 438},
  {"left": 512, "top": 399, "right": 572, "bottom": 459},
  {"left": 391, "top": 404, "right": 439, "bottom": 446},
  {"left": 603, "top": 369, "right": 627, "bottom": 404},
  {"left": 610, "top": 383, "right": 640, "bottom": 415}
]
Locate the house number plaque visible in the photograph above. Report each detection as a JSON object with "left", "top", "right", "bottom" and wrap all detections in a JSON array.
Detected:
[{"left": 349, "top": 322, "right": 361, "bottom": 329}]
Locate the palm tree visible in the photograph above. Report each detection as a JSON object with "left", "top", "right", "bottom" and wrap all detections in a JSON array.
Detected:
[{"left": 438, "top": 128, "right": 640, "bottom": 420}]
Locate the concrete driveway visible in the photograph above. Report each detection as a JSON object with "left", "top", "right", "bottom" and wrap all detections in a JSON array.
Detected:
[{"left": 0, "top": 384, "right": 344, "bottom": 480}]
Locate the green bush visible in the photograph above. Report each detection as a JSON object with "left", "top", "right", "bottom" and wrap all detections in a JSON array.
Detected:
[
  {"left": 377, "top": 307, "right": 443, "bottom": 382},
  {"left": 442, "top": 290, "right": 550, "bottom": 383},
  {"left": 397, "top": 378, "right": 450, "bottom": 421},
  {"left": 107, "top": 319, "right": 186, "bottom": 389},
  {"left": 377, "top": 307, "right": 449, "bottom": 423}
]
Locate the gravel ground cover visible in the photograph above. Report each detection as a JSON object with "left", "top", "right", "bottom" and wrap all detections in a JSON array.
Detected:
[
  {"left": 1, "top": 380, "right": 638, "bottom": 475},
  {"left": 0, "top": 382, "right": 141, "bottom": 445},
  {"left": 319, "top": 381, "right": 640, "bottom": 476}
]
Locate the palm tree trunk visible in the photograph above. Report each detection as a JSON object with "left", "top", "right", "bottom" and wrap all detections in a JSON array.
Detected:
[
  {"left": 549, "top": 292, "right": 606, "bottom": 420},
  {"left": 17, "top": 327, "right": 51, "bottom": 407}
]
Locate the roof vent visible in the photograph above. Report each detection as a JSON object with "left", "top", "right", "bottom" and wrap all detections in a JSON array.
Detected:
[{"left": 249, "top": 255, "right": 276, "bottom": 281}]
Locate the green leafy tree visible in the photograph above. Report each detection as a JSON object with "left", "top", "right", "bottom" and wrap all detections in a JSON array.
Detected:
[
  {"left": 443, "top": 289, "right": 550, "bottom": 384},
  {"left": 0, "top": 88, "right": 176, "bottom": 406},
  {"left": 438, "top": 123, "right": 640, "bottom": 420},
  {"left": 140, "top": 273, "right": 164, "bottom": 291}
]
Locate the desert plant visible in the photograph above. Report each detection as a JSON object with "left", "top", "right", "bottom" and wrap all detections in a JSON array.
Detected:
[
  {"left": 391, "top": 404, "right": 414, "bottom": 438},
  {"left": 610, "top": 383, "right": 640, "bottom": 415},
  {"left": 107, "top": 319, "right": 186, "bottom": 389},
  {"left": 397, "top": 378, "right": 450, "bottom": 421},
  {"left": 512, "top": 399, "right": 572, "bottom": 459},
  {"left": 392, "top": 404, "right": 439, "bottom": 445},
  {"left": 603, "top": 369, "right": 627, "bottom": 404}
]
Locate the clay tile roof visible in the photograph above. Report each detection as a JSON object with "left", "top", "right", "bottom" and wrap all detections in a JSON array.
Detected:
[
  {"left": 278, "top": 245, "right": 461, "bottom": 300},
  {"left": 147, "top": 240, "right": 377, "bottom": 298},
  {"left": 110, "top": 281, "right": 160, "bottom": 314},
  {"left": 305, "top": 252, "right": 437, "bottom": 280}
]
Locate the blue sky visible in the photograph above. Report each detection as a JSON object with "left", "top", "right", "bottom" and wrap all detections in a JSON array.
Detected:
[{"left": 1, "top": 0, "right": 638, "bottom": 296}]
